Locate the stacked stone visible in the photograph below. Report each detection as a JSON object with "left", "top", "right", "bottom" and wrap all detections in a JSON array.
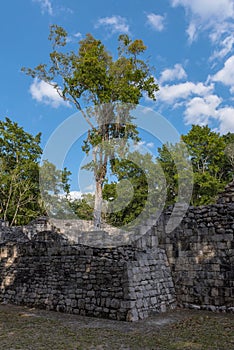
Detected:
[
  {"left": 125, "top": 249, "right": 176, "bottom": 321},
  {"left": 217, "top": 180, "right": 234, "bottom": 204},
  {"left": 0, "top": 180, "right": 233, "bottom": 321},
  {"left": 0, "top": 219, "right": 8, "bottom": 227},
  {"left": 48, "top": 218, "right": 136, "bottom": 247},
  {"left": 0, "top": 236, "right": 176, "bottom": 321},
  {"left": 156, "top": 202, "right": 234, "bottom": 313},
  {"left": 0, "top": 226, "right": 29, "bottom": 244}
]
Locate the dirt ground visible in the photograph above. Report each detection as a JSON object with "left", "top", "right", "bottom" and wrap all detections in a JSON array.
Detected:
[{"left": 0, "top": 303, "right": 233, "bottom": 349}]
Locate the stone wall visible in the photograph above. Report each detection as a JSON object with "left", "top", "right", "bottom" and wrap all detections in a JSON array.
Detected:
[
  {"left": 0, "top": 232, "right": 176, "bottom": 321},
  {"left": 0, "top": 182, "right": 233, "bottom": 320},
  {"left": 130, "top": 183, "right": 233, "bottom": 313},
  {"left": 155, "top": 203, "right": 234, "bottom": 312}
]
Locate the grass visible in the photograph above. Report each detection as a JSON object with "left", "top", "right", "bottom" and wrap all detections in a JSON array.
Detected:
[{"left": 0, "top": 304, "right": 233, "bottom": 349}]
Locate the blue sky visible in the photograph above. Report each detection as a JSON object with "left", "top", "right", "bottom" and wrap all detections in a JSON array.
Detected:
[{"left": 1, "top": 0, "right": 234, "bottom": 191}]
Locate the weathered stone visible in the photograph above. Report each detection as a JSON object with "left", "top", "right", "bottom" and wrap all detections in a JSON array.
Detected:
[{"left": 0, "top": 181, "right": 234, "bottom": 321}]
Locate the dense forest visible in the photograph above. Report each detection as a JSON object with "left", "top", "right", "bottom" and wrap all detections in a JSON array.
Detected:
[{"left": 0, "top": 117, "right": 233, "bottom": 226}]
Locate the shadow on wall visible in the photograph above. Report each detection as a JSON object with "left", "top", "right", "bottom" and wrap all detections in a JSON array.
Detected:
[
  {"left": 0, "top": 227, "right": 176, "bottom": 322},
  {"left": 155, "top": 182, "right": 234, "bottom": 311},
  {"left": 0, "top": 180, "right": 233, "bottom": 320}
]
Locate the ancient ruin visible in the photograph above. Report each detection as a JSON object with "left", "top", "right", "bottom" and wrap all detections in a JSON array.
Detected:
[{"left": 0, "top": 182, "right": 233, "bottom": 321}]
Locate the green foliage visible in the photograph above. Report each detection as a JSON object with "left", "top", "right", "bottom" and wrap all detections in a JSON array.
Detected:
[
  {"left": 69, "top": 193, "right": 94, "bottom": 220},
  {"left": 39, "top": 160, "right": 72, "bottom": 219},
  {"left": 65, "top": 126, "right": 234, "bottom": 219},
  {"left": 103, "top": 158, "right": 148, "bottom": 226},
  {"left": 157, "top": 143, "right": 177, "bottom": 205},
  {"left": 22, "top": 25, "right": 159, "bottom": 227},
  {"left": 0, "top": 118, "right": 43, "bottom": 225},
  {"left": 22, "top": 24, "right": 234, "bottom": 220},
  {"left": 223, "top": 132, "right": 234, "bottom": 176},
  {"left": 22, "top": 26, "right": 158, "bottom": 107},
  {"left": 67, "top": 125, "right": 234, "bottom": 224},
  {"left": 157, "top": 125, "right": 234, "bottom": 206},
  {"left": 182, "top": 125, "right": 233, "bottom": 205},
  {"left": 0, "top": 117, "right": 72, "bottom": 225},
  {"left": 102, "top": 151, "right": 165, "bottom": 226},
  {"left": 157, "top": 141, "right": 193, "bottom": 205}
]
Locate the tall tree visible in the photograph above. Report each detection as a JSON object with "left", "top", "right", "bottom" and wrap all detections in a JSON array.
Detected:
[
  {"left": 223, "top": 132, "right": 234, "bottom": 178},
  {"left": 0, "top": 117, "right": 42, "bottom": 225},
  {"left": 157, "top": 125, "right": 234, "bottom": 206},
  {"left": 157, "top": 141, "right": 193, "bottom": 206},
  {"left": 0, "top": 117, "right": 72, "bottom": 225},
  {"left": 182, "top": 125, "right": 232, "bottom": 205},
  {"left": 22, "top": 25, "right": 159, "bottom": 227}
]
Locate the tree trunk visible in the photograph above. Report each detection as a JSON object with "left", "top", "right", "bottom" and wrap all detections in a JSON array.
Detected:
[
  {"left": 94, "top": 180, "right": 103, "bottom": 228},
  {"left": 92, "top": 137, "right": 108, "bottom": 229}
]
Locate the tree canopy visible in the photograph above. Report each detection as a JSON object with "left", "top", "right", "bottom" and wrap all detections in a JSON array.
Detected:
[
  {"left": 157, "top": 125, "right": 234, "bottom": 206},
  {"left": 0, "top": 117, "right": 71, "bottom": 225},
  {"left": 0, "top": 117, "right": 233, "bottom": 226},
  {"left": 22, "top": 25, "right": 159, "bottom": 227},
  {"left": 0, "top": 118, "right": 42, "bottom": 225}
]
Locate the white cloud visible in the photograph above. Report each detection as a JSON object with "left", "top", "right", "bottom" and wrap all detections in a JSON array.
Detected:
[
  {"left": 212, "top": 55, "right": 234, "bottom": 92},
  {"left": 67, "top": 191, "right": 82, "bottom": 201},
  {"left": 67, "top": 191, "right": 83, "bottom": 201},
  {"left": 67, "top": 32, "right": 82, "bottom": 43},
  {"left": 171, "top": 0, "right": 234, "bottom": 20},
  {"left": 184, "top": 94, "right": 222, "bottom": 125},
  {"left": 95, "top": 16, "right": 130, "bottom": 34},
  {"left": 157, "top": 74, "right": 234, "bottom": 133},
  {"left": 160, "top": 64, "right": 187, "bottom": 83},
  {"left": 157, "top": 81, "right": 214, "bottom": 104},
  {"left": 186, "top": 21, "right": 198, "bottom": 43},
  {"left": 74, "top": 32, "right": 82, "bottom": 39},
  {"left": 33, "top": 1, "right": 74, "bottom": 17},
  {"left": 156, "top": 77, "right": 234, "bottom": 131},
  {"left": 33, "top": 0, "right": 53, "bottom": 15},
  {"left": 84, "top": 184, "right": 95, "bottom": 192},
  {"left": 146, "top": 142, "right": 154, "bottom": 148},
  {"left": 209, "top": 22, "right": 234, "bottom": 45},
  {"left": 171, "top": 0, "right": 234, "bottom": 58},
  {"left": 210, "top": 35, "right": 234, "bottom": 60},
  {"left": 147, "top": 13, "right": 165, "bottom": 31},
  {"left": 29, "top": 79, "right": 69, "bottom": 108},
  {"left": 218, "top": 107, "right": 234, "bottom": 134},
  {"left": 133, "top": 140, "right": 154, "bottom": 151},
  {"left": 178, "top": 91, "right": 234, "bottom": 134},
  {"left": 57, "top": 5, "right": 73, "bottom": 15},
  {"left": 65, "top": 191, "right": 94, "bottom": 202}
]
